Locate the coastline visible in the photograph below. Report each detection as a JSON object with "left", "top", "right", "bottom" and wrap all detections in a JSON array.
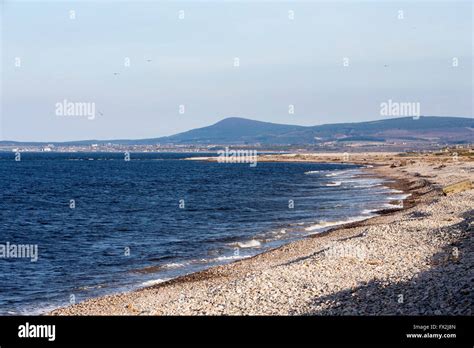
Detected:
[{"left": 49, "top": 154, "right": 473, "bottom": 315}]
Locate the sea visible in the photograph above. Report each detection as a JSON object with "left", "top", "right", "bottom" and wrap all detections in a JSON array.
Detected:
[{"left": 0, "top": 152, "right": 408, "bottom": 314}]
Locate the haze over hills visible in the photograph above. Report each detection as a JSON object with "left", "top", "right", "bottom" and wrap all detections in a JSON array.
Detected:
[{"left": 1, "top": 116, "right": 473, "bottom": 146}]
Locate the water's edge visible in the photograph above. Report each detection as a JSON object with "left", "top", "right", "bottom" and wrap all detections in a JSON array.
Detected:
[{"left": 42, "top": 163, "right": 412, "bottom": 316}]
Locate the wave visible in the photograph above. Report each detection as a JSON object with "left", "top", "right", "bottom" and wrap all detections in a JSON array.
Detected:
[
  {"left": 271, "top": 228, "right": 287, "bottom": 235},
  {"left": 304, "top": 170, "right": 320, "bottom": 175},
  {"left": 304, "top": 215, "right": 369, "bottom": 232},
  {"left": 353, "top": 183, "right": 382, "bottom": 188},
  {"left": 17, "top": 303, "right": 61, "bottom": 316},
  {"left": 236, "top": 239, "right": 262, "bottom": 248},
  {"left": 162, "top": 262, "right": 187, "bottom": 269},
  {"left": 140, "top": 278, "right": 171, "bottom": 287},
  {"left": 210, "top": 254, "right": 251, "bottom": 262},
  {"left": 341, "top": 178, "right": 383, "bottom": 186},
  {"left": 326, "top": 181, "right": 342, "bottom": 187},
  {"left": 362, "top": 209, "right": 378, "bottom": 215},
  {"left": 383, "top": 202, "right": 404, "bottom": 209},
  {"left": 131, "top": 261, "right": 188, "bottom": 274},
  {"left": 325, "top": 170, "right": 350, "bottom": 177}
]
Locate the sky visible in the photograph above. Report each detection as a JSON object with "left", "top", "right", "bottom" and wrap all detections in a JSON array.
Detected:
[{"left": 1, "top": 0, "right": 472, "bottom": 142}]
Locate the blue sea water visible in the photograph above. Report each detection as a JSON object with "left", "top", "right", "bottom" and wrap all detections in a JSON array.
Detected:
[{"left": 0, "top": 152, "right": 404, "bottom": 314}]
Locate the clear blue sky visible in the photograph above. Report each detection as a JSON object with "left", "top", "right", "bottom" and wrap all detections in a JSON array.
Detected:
[{"left": 1, "top": 0, "right": 472, "bottom": 141}]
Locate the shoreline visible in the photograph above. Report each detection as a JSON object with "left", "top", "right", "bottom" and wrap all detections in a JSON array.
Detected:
[{"left": 49, "top": 155, "right": 472, "bottom": 315}]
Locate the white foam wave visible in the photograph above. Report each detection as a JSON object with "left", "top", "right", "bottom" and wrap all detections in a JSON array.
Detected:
[
  {"left": 304, "top": 216, "right": 368, "bottom": 232},
  {"left": 163, "top": 262, "right": 187, "bottom": 269},
  {"left": 17, "top": 303, "right": 62, "bottom": 316},
  {"left": 212, "top": 255, "right": 251, "bottom": 262},
  {"left": 353, "top": 183, "right": 381, "bottom": 188},
  {"left": 383, "top": 203, "right": 404, "bottom": 209},
  {"left": 237, "top": 239, "right": 261, "bottom": 248},
  {"left": 140, "top": 278, "right": 170, "bottom": 287},
  {"left": 325, "top": 170, "right": 350, "bottom": 177},
  {"left": 304, "top": 170, "right": 320, "bottom": 175},
  {"left": 326, "top": 181, "right": 342, "bottom": 187},
  {"left": 362, "top": 209, "right": 378, "bottom": 215}
]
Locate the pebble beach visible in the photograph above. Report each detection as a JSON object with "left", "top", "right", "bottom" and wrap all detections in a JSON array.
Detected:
[{"left": 50, "top": 153, "right": 473, "bottom": 316}]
